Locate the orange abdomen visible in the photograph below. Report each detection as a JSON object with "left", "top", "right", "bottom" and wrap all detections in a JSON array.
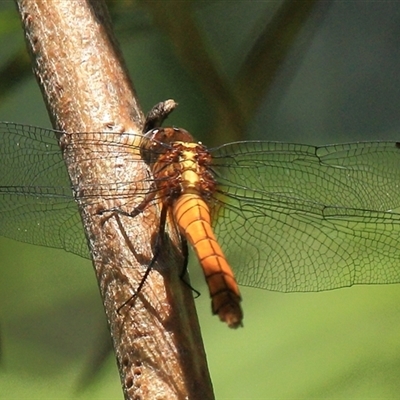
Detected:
[{"left": 173, "top": 193, "right": 243, "bottom": 328}]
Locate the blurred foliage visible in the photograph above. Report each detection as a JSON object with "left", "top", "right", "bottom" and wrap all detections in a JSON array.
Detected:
[{"left": 1, "top": 0, "right": 400, "bottom": 399}]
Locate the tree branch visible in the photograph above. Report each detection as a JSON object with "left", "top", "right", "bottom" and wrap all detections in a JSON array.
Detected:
[
  {"left": 145, "top": 1, "right": 320, "bottom": 145},
  {"left": 15, "top": 0, "right": 213, "bottom": 399},
  {"left": 237, "top": 0, "right": 321, "bottom": 116},
  {"left": 142, "top": 1, "right": 246, "bottom": 144}
]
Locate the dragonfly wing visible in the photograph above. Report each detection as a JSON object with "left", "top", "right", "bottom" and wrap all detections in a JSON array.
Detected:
[
  {"left": 0, "top": 123, "right": 157, "bottom": 259},
  {"left": 210, "top": 141, "right": 400, "bottom": 292},
  {"left": 0, "top": 186, "right": 88, "bottom": 257},
  {"left": 0, "top": 123, "right": 88, "bottom": 258}
]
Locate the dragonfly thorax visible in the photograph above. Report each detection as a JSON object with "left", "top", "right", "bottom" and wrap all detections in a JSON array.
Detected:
[
  {"left": 147, "top": 128, "right": 217, "bottom": 205},
  {"left": 141, "top": 126, "right": 194, "bottom": 164}
]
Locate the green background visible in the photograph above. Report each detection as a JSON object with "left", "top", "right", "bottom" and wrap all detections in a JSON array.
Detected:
[{"left": 1, "top": 1, "right": 400, "bottom": 399}]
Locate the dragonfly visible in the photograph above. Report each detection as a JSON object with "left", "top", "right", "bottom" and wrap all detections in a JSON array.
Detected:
[{"left": 1, "top": 113, "right": 400, "bottom": 328}]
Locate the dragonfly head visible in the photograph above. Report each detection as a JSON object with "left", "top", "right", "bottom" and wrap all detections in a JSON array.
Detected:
[{"left": 141, "top": 127, "right": 195, "bottom": 164}]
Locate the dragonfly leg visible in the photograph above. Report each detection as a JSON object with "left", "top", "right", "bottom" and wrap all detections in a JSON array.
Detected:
[
  {"left": 116, "top": 220, "right": 163, "bottom": 314},
  {"left": 178, "top": 237, "right": 200, "bottom": 298},
  {"left": 117, "top": 256, "right": 156, "bottom": 314},
  {"left": 96, "top": 185, "right": 157, "bottom": 222},
  {"left": 117, "top": 203, "right": 168, "bottom": 314}
]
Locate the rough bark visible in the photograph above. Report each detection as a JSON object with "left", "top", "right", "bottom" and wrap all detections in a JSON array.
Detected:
[{"left": 15, "top": 1, "right": 214, "bottom": 399}]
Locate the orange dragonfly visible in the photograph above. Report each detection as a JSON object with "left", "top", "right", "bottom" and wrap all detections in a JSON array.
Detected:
[{"left": 1, "top": 119, "right": 400, "bottom": 328}]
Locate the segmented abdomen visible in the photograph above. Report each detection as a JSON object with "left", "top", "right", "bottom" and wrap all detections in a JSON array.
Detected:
[{"left": 173, "top": 193, "right": 243, "bottom": 328}]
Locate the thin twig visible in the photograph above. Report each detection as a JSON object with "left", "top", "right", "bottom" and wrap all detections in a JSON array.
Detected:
[
  {"left": 15, "top": 0, "right": 213, "bottom": 399},
  {"left": 237, "top": 0, "right": 321, "bottom": 116},
  {"left": 142, "top": 1, "right": 246, "bottom": 143},
  {"left": 145, "top": 1, "right": 320, "bottom": 145}
]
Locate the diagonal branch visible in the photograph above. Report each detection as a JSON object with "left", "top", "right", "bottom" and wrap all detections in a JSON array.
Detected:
[
  {"left": 14, "top": 0, "right": 213, "bottom": 399},
  {"left": 142, "top": 1, "right": 246, "bottom": 144},
  {"left": 236, "top": 0, "right": 320, "bottom": 117},
  {"left": 145, "top": 1, "right": 321, "bottom": 145}
]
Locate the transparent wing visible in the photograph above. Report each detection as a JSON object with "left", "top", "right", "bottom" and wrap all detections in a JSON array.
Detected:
[
  {"left": 0, "top": 122, "right": 153, "bottom": 259},
  {"left": 210, "top": 141, "right": 400, "bottom": 292},
  {"left": 0, "top": 123, "right": 91, "bottom": 257}
]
